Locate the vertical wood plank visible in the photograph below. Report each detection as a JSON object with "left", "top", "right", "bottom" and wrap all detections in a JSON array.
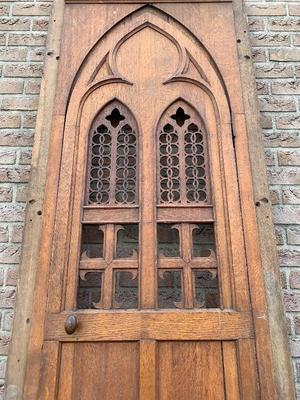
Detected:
[
  {"left": 37, "top": 342, "right": 60, "bottom": 400},
  {"left": 57, "top": 343, "right": 74, "bottom": 400},
  {"left": 237, "top": 339, "right": 260, "bottom": 400},
  {"left": 181, "top": 224, "right": 194, "bottom": 309},
  {"left": 102, "top": 224, "right": 115, "bottom": 309},
  {"left": 140, "top": 340, "right": 157, "bottom": 400},
  {"left": 222, "top": 342, "right": 240, "bottom": 400}
]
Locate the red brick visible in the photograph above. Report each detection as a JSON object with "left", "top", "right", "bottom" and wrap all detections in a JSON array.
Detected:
[
  {"left": 0, "top": 186, "right": 12, "bottom": 202},
  {"left": 0, "top": 16, "right": 30, "bottom": 31},
  {"left": 263, "top": 131, "right": 300, "bottom": 148},
  {"left": 248, "top": 17, "right": 265, "bottom": 31},
  {"left": 289, "top": 4, "right": 300, "bottom": 16},
  {"left": 246, "top": 3, "right": 286, "bottom": 16},
  {"left": 0, "top": 151, "right": 16, "bottom": 165},
  {"left": 6, "top": 267, "right": 18, "bottom": 286},
  {"left": 32, "top": 17, "right": 49, "bottom": 31},
  {"left": 258, "top": 96, "right": 296, "bottom": 112},
  {"left": 19, "top": 149, "right": 32, "bottom": 165},
  {"left": 283, "top": 188, "right": 300, "bottom": 205},
  {"left": 279, "top": 248, "right": 300, "bottom": 266},
  {"left": 0, "top": 47, "right": 27, "bottom": 61},
  {"left": 3, "top": 63, "right": 43, "bottom": 77},
  {"left": 0, "top": 80, "right": 23, "bottom": 94},
  {"left": 270, "top": 48, "right": 300, "bottom": 62},
  {"left": 287, "top": 228, "right": 300, "bottom": 245},
  {"left": 0, "top": 288, "right": 15, "bottom": 308},
  {"left": 8, "top": 33, "right": 46, "bottom": 46},
  {"left": 278, "top": 150, "right": 300, "bottom": 166},
  {"left": 15, "top": 185, "right": 28, "bottom": 202},
  {"left": 255, "top": 63, "right": 293, "bottom": 79},
  {"left": 273, "top": 205, "right": 300, "bottom": 223},
  {"left": 2, "top": 96, "right": 39, "bottom": 111},
  {"left": 0, "top": 226, "right": 8, "bottom": 243},
  {"left": 272, "top": 80, "right": 300, "bottom": 95},
  {"left": 0, "top": 130, "right": 34, "bottom": 147},
  {"left": 11, "top": 224, "right": 23, "bottom": 243},
  {"left": 0, "top": 113, "right": 21, "bottom": 128},
  {"left": 269, "top": 17, "right": 300, "bottom": 32},
  {"left": 13, "top": 3, "right": 51, "bottom": 16},
  {"left": 276, "top": 115, "right": 300, "bottom": 130},
  {"left": 280, "top": 270, "right": 287, "bottom": 289},
  {"left": 0, "top": 204, "right": 25, "bottom": 222},
  {"left": 0, "top": 166, "right": 30, "bottom": 183},
  {"left": 260, "top": 113, "right": 272, "bottom": 129},
  {"left": 250, "top": 32, "right": 290, "bottom": 46}
]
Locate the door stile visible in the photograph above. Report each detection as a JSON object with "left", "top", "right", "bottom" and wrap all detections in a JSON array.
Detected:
[
  {"left": 139, "top": 340, "right": 157, "bottom": 400},
  {"left": 37, "top": 341, "right": 60, "bottom": 400},
  {"left": 57, "top": 343, "right": 75, "bottom": 400}
]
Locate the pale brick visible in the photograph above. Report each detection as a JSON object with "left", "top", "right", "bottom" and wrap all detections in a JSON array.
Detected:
[
  {"left": 255, "top": 63, "right": 293, "bottom": 79},
  {"left": 0, "top": 113, "right": 21, "bottom": 128},
  {"left": 0, "top": 4, "right": 9, "bottom": 16},
  {"left": 2, "top": 311, "right": 13, "bottom": 331},
  {"left": 288, "top": 228, "right": 300, "bottom": 245},
  {"left": 267, "top": 167, "right": 300, "bottom": 185},
  {"left": 273, "top": 206, "right": 300, "bottom": 223},
  {"left": 246, "top": 3, "right": 286, "bottom": 16},
  {"left": 22, "top": 113, "right": 36, "bottom": 128},
  {"left": 248, "top": 17, "right": 265, "bottom": 31},
  {"left": 32, "top": 17, "right": 49, "bottom": 31},
  {"left": 0, "top": 245, "right": 21, "bottom": 264},
  {"left": 252, "top": 48, "right": 266, "bottom": 62},
  {"left": 6, "top": 267, "right": 17, "bottom": 286},
  {"left": 283, "top": 188, "right": 300, "bottom": 205},
  {"left": 0, "top": 80, "right": 23, "bottom": 94},
  {"left": 25, "top": 80, "right": 40, "bottom": 94},
  {"left": 0, "top": 204, "right": 25, "bottom": 222},
  {"left": 275, "top": 226, "right": 285, "bottom": 245},
  {"left": 0, "top": 47, "right": 27, "bottom": 61},
  {"left": 11, "top": 224, "right": 23, "bottom": 243},
  {"left": 0, "top": 359, "right": 6, "bottom": 380},
  {"left": 15, "top": 185, "right": 27, "bottom": 202},
  {"left": 0, "top": 186, "right": 12, "bottom": 202},
  {"left": 296, "top": 66, "right": 300, "bottom": 78},
  {"left": 270, "top": 48, "right": 300, "bottom": 62},
  {"left": 294, "top": 34, "right": 300, "bottom": 46},
  {"left": 1, "top": 96, "right": 39, "bottom": 111},
  {"left": 250, "top": 32, "right": 290, "bottom": 46},
  {"left": 264, "top": 149, "right": 276, "bottom": 166},
  {"left": 28, "top": 47, "right": 44, "bottom": 61},
  {"left": 0, "top": 288, "right": 15, "bottom": 308},
  {"left": 279, "top": 248, "right": 300, "bottom": 266},
  {"left": 0, "top": 333, "right": 10, "bottom": 356},
  {"left": 285, "top": 294, "right": 300, "bottom": 312},
  {"left": 280, "top": 270, "right": 287, "bottom": 288},
  {"left": 0, "top": 130, "right": 34, "bottom": 147},
  {"left": 0, "top": 17, "right": 30, "bottom": 31},
  {"left": 263, "top": 131, "right": 300, "bottom": 148},
  {"left": 272, "top": 80, "right": 300, "bottom": 95},
  {"left": 289, "top": 4, "right": 300, "bottom": 16},
  {"left": 12, "top": 3, "right": 51, "bottom": 16},
  {"left": 0, "top": 166, "right": 30, "bottom": 182},
  {"left": 260, "top": 113, "right": 272, "bottom": 129},
  {"left": 278, "top": 150, "right": 300, "bottom": 166},
  {"left": 269, "top": 17, "right": 300, "bottom": 32},
  {"left": 277, "top": 115, "right": 300, "bottom": 130},
  {"left": 256, "top": 81, "right": 269, "bottom": 94},
  {"left": 270, "top": 188, "right": 281, "bottom": 205},
  {"left": 19, "top": 149, "right": 32, "bottom": 165},
  {"left": 0, "top": 33, "right": 5, "bottom": 45},
  {"left": 0, "top": 226, "right": 8, "bottom": 243},
  {"left": 3, "top": 63, "right": 43, "bottom": 77},
  {"left": 258, "top": 96, "right": 296, "bottom": 112},
  {"left": 8, "top": 33, "right": 46, "bottom": 46},
  {"left": 0, "top": 151, "right": 16, "bottom": 165}
]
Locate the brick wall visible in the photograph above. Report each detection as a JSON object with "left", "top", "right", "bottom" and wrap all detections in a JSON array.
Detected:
[{"left": 0, "top": 0, "right": 299, "bottom": 397}]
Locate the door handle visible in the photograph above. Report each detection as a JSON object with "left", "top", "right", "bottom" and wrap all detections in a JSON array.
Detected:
[{"left": 64, "top": 314, "right": 78, "bottom": 334}]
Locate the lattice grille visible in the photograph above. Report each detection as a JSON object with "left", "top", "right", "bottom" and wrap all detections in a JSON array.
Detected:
[
  {"left": 158, "top": 103, "right": 210, "bottom": 204},
  {"left": 86, "top": 103, "right": 138, "bottom": 205}
]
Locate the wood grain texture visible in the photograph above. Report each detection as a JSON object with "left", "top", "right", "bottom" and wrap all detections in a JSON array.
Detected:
[{"left": 158, "top": 341, "right": 225, "bottom": 400}]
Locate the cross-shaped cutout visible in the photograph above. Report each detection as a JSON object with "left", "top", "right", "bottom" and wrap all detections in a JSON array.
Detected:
[
  {"left": 79, "top": 224, "right": 138, "bottom": 309},
  {"left": 105, "top": 108, "right": 125, "bottom": 128},
  {"left": 170, "top": 107, "right": 190, "bottom": 127}
]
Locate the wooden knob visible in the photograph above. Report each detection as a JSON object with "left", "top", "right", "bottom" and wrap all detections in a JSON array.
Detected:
[{"left": 64, "top": 314, "right": 78, "bottom": 335}]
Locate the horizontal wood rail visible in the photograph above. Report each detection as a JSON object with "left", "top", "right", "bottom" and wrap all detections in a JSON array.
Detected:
[
  {"left": 45, "top": 310, "right": 253, "bottom": 341},
  {"left": 66, "top": 0, "right": 232, "bottom": 4},
  {"left": 82, "top": 205, "right": 214, "bottom": 223}
]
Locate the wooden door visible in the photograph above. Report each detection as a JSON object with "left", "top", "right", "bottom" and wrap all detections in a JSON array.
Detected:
[{"left": 24, "top": 3, "right": 279, "bottom": 399}]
